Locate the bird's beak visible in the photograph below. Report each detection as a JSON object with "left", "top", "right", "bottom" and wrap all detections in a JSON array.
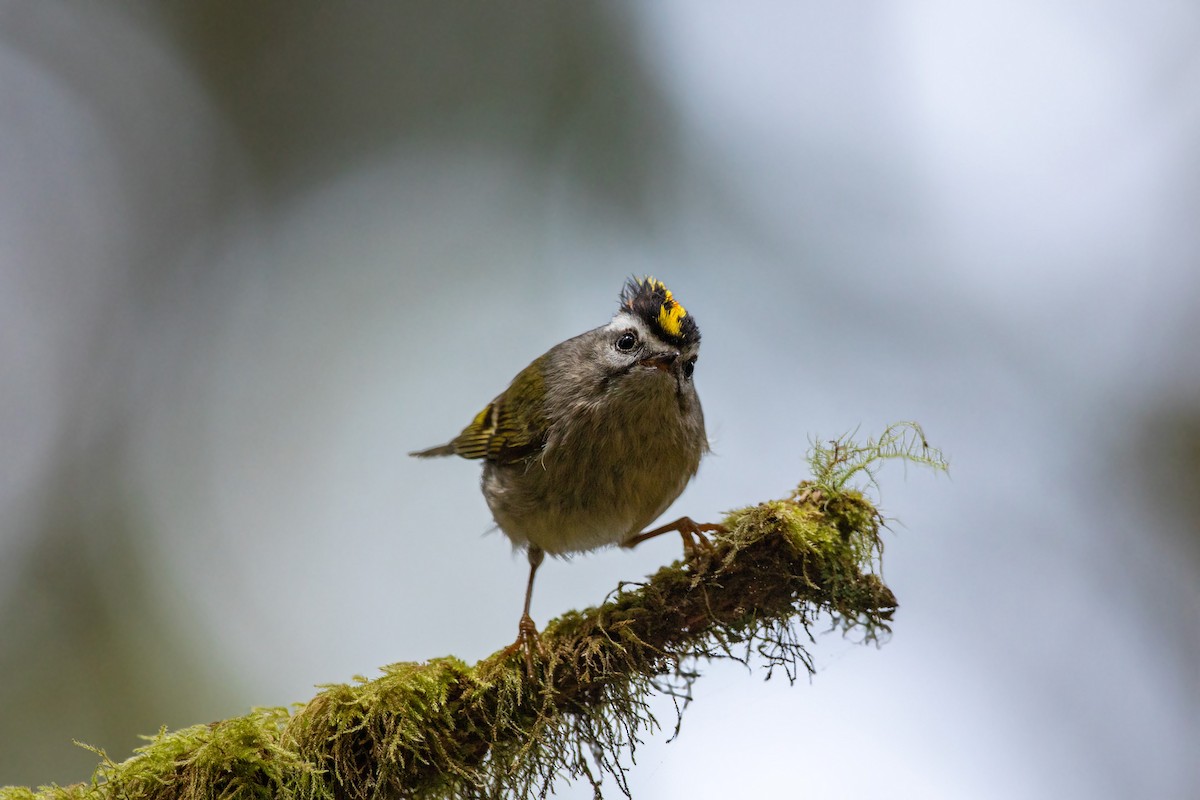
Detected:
[{"left": 639, "top": 351, "right": 679, "bottom": 372}]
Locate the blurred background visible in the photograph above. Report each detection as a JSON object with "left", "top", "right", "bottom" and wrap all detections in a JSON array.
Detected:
[{"left": 2, "top": 1, "right": 1197, "bottom": 796}]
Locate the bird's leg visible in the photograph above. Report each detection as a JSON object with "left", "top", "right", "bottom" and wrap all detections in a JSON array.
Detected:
[
  {"left": 621, "top": 516, "right": 727, "bottom": 557},
  {"left": 505, "top": 545, "right": 545, "bottom": 674}
]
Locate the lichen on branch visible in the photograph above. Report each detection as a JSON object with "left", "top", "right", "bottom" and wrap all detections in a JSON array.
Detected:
[{"left": 2, "top": 427, "right": 946, "bottom": 800}]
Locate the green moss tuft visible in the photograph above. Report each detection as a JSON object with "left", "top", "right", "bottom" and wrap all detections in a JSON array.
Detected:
[
  {"left": 0, "top": 789, "right": 52, "bottom": 800},
  {"left": 807, "top": 421, "right": 949, "bottom": 496}
]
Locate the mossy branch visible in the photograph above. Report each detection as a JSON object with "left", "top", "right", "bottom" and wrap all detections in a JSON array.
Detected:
[{"left": 2, "top": 428, "right": 946, "bottom": 800}]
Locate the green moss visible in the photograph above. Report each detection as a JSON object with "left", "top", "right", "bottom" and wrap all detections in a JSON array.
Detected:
[
  {"left": 807, "top": 421, "right": 948, "bottom": 495},
  {"left": 0, "top": 789, "right": 50, "bottom": 800},
  {"left": 3, "top": 424, "right": 946, "bottom": 799},
  {"left": 85, "top": 707, "right": 312, "bottom": 800}
]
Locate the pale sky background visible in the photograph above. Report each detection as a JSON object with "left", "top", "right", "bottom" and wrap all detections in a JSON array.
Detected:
[{"left": 2, "top": 2, "right": 1198, "bottom": 797}]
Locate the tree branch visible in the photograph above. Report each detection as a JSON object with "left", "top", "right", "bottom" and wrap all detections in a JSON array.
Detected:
[{"left": 2, "top": 480, "right": 904, "bottom": 800}]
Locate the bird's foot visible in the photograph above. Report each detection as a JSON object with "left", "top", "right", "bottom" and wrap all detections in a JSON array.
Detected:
[
  {"left": 622, "top": 516, "right": 727, "bottom": 558},
  {"left": 503, "top": 613, "right": 544, "bottom": 675},
  {"left": 679, "top": 519, "right": 722, "bottom": 558}
]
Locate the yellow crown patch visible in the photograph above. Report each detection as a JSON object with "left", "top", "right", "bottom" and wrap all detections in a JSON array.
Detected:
[
  {"left": 619, "top": 276, "right": 700, "bottom": 347},
  {"left": 657, "top": 293, "right": 687, "bottom": 338}
]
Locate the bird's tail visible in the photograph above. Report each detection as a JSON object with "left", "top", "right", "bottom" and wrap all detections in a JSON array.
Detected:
[{"left": 408, "top": 442, "right": 458, "bottom": 458}]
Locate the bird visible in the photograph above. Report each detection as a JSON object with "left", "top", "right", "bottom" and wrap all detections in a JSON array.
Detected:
[{"left": 410, "top": 277, "right": 717, "bottom": 665}]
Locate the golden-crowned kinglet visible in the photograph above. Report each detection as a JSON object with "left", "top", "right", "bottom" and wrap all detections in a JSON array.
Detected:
[{"left": 411, "top": 277, "right": 716, "bottom": 660}]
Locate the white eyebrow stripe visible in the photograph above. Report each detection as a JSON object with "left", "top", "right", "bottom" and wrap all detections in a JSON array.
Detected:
[{"left": 607, "top": 313, "right": 696, "bottom": 356}]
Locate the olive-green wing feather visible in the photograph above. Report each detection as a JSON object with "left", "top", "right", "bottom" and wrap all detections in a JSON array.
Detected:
[{"left": 409, "top": 359, "right": 548, "bottom": 465}]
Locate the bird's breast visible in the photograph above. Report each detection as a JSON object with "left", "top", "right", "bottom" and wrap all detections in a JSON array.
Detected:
[{"left": 482, "top": 388, "right": 704, "bottom": 555}]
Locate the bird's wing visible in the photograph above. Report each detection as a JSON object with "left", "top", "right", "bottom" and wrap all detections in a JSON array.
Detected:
[
  {"left": 421, "top": 358, "right": 548, "bottom": 464},
  {"left": 448, "top": 395, "right": 545, "bottom": 464}
]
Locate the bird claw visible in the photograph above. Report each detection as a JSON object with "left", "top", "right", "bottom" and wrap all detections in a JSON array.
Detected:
[
  {"left": 623, "top": 516, "right": 727, "bottom": 560},
  {"left": 680, "top": 526, "right": 716, "bottom": 558},
  {"left": 504, "top": 613, "right": 544, "bottom": 675}
]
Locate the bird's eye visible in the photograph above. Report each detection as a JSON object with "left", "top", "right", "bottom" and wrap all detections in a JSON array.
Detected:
[
  {"left": 683, "top": 357, "right": 696, "bottom": 379},
  {"left": 615, "top": 331, "right": 638, "bottom": 352}
]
